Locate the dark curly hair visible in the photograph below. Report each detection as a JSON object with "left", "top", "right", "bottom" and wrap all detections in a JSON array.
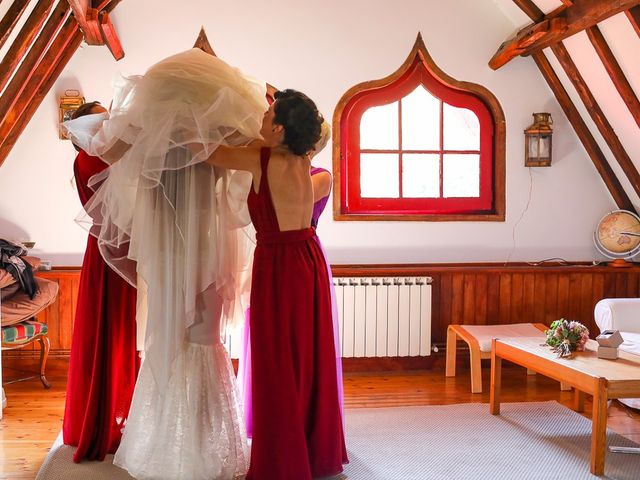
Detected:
[
  {"left": 273, "top": 89, "right": 323, "bottom": 156},
  {"left": 71, "top": 101, "right": 103, "bottom": 120}
]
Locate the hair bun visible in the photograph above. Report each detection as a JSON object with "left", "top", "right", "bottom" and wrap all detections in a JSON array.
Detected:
[{"left": 273, "top": 89, "right": 323, "bottom": 156}]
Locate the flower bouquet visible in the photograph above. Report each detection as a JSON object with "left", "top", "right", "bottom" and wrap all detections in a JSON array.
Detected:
[{"left": 544, "top": 319, "right": 590, "bottom": 358}]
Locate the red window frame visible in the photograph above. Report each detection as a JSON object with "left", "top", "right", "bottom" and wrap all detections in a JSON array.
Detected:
[{"left": 333, "top": 35, "right": 505, "bottom": 221}]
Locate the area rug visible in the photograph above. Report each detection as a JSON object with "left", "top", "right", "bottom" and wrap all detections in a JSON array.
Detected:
[{"left": 36, "top": 401, "right": 640, "bottom": 480}]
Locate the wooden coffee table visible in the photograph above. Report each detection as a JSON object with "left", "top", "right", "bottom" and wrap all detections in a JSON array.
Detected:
[{"left": 489, "top": 337, "right": 640, "bottom": 476}]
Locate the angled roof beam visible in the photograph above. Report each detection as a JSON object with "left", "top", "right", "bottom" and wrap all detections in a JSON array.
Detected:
[
  {"left": 491, "top": 0, "right": 640, "bottom": 70},
  {"left": 0, "top": 0, "right": 69, "bottom": 127},
  {"left": 0, "top": 14, "right": 82, "bottom": 166},
  {"left": 511, "top": 0, "right": 544, "bottom": 22},
  {"left": 532, "top": 51, "right": 635, "bottom": 213},
  {"left": 94, "top": 0, "right": 120, "bottom": 10},
  {"left": 0, "top": 0, "right": 30, "bottom": 50},
  {"left": 0, "top": 0, "right": 57, "bottom": 95},
  {"left": 586, "top": 25, "right": 640, "bottom": 129},
  {"left": 627, "top": 6, "right": 640, "bottom": 37},
  {"left": 550, "top": 42, "right": 640, "bottom": 199}
]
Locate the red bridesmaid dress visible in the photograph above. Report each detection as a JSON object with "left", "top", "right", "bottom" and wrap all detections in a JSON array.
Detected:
[
  {"left": 246, "top": 148, "right": 348, "bottom": 479},
  {"left": 62, "top": 150, "right": 139, "bottom": 462}
]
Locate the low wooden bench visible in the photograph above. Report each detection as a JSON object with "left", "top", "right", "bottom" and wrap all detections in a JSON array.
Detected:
[{"left": 446, "top": 323, "right": 571, "bottom": 393}]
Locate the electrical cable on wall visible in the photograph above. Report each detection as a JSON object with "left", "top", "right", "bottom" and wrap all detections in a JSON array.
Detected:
[{"left": 504, "top": 167, "right": 534, "bottom": 265}]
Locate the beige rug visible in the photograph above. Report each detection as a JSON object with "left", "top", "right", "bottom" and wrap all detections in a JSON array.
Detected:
[{"left": 37, "top": 401, "right": 640, "bottom": 480}]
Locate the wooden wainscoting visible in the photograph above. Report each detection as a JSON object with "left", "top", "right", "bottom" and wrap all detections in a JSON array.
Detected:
[
  {"left": 5, "top": 263, "right": 640, "bottom": 358},
  {"left": 332, "top": 263, "right": 640, "bottom": 346}
]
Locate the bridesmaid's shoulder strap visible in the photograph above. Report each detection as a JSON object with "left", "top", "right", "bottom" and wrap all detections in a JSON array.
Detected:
[{"left": 259, "top": 147, "right": 271, "bottom": 176}]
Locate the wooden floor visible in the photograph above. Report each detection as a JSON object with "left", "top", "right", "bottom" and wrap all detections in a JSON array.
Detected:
[{"left": 2, "top": 357, "right": 640, "bottom": 479}]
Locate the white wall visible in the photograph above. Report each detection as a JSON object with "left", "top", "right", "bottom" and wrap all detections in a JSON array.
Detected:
[{"left": 0, "top": 0, "right": 619, "bottom": 265}]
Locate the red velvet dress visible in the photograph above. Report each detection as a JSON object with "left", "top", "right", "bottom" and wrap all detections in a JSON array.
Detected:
[
  {"left": 246, "top": 148, "right": 347, "bottom": 479},
  {"left": 62, "top": 150, "right": 139, "bottom": 462}
]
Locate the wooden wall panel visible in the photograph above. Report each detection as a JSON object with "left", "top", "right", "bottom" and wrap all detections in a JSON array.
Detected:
[
  {"left": 332, "top": 264, "right": 640, "bottom": 347},
  {"left": 6, "top": 264, "right": 640, "bottom": 358}
]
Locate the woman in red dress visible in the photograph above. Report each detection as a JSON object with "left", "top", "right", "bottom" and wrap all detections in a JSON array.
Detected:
[
  {"left": 62, "top": 102, "right": 139, "bottom": 462},
  {"left": 203, "top": 90, "right": 348, "bottom": 479}
]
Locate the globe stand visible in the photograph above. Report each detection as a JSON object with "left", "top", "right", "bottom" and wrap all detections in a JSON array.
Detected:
[
  {"left": 608, "top": 259, "right": 634, "bottom": 268},
  {"left": 594, "top": 210, "right": 640, "bottom": 268}
]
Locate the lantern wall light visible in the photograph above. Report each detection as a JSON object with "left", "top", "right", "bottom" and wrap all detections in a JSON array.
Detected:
[
  {"left": 59, "top": 90, "right": 85, "bottom": 139},
  {"left": 524, "top": 112, "right": 553, "bottom": 167}
]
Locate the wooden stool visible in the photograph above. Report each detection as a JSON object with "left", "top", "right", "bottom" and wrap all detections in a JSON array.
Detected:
[
  {"left": 446, "top": 323, "right": 568, "bottom": 393},
  {"left": 1, "top": 320, "right": 51, "bottom": 389}
]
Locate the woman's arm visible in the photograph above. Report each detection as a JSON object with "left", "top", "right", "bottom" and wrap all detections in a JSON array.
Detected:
[
  {"left": 312, "top": 171, "right": 332, "bottom": 202},
  {"left": 203, "top": 144, "right": 261, "bottom": 173}
]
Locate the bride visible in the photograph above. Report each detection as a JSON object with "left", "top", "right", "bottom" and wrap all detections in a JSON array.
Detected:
[{"left": 64, "top": 48, "right": 268, "bottom": 479}]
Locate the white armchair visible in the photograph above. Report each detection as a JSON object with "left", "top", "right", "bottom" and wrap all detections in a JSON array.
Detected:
[{"left": 594, "top": 298, "right": 640, "bottom": 409}]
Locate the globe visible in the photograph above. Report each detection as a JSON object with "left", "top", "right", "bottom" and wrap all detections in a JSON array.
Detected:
[{"left": 594, "top": 210, "right": 640, "bottom": 264}]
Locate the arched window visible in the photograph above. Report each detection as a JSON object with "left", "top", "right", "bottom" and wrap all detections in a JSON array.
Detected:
[{"left": 333, "top": 34, "right": 505, "bottom": 221}]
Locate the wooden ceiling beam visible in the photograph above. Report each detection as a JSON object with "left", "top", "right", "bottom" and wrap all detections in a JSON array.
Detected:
[
  {"left": 0, "top": 0, "right": 30, "bottom": 50},
  {"left": 586, "top": 25, "right": 640, "bottom": 129},
  {"left": 0, "top": 0, "right": 57, "bottom": 95},
  {"left": 550, "top": 42, "right": 640, "bottom": 198},
  {"left": 531, "top": 51, "right": 635, "bottom": 213},
  {"left": 491, "top": 0, "right": 640, "bottom": 69},
  {"left": 67, "top": 0, "right": 124, "bottom": 59},
  {"left": 98, "top": 10, "right": 123, "bottom": 60},
  {"left": 67, "top": 0, "right": 101, "bottom": 44},
  {"left": 512, "top": 0, "right": 544, "bottom": 22},
  {"left": 94, "top": 0, "right": 120, "bottom": 10},
  {"left": 627, "top": 6, "right": 640, "bottom": 37},
  {"left": 0, "top": 1, "right": 68, "bottom": 131},
  {"left": 0, "top": 15, "right": 82, "bottom": 166}
]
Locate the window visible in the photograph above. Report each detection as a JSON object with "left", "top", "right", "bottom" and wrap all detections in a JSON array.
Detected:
[{"left": 333, "top": 34, "right": 505, "bottom": 221}]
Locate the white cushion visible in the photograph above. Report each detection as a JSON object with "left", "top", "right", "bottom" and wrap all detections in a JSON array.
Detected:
[
  {"left": 460, "top": 323, "right": 545, "bottom": 352},
  {"left": 618, "top": 331, "right": 640, "bottom": 356},
  {"left": 594, "top": 298, "right": 640, "bottom": 334}
]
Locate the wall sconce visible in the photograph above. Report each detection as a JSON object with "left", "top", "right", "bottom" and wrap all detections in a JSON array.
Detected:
[
  {"left": 59, "top": 90, "right": 85, "bottom": 139},
  {"left": 524, "top": 112, "right": 553, "bottom": 167}
]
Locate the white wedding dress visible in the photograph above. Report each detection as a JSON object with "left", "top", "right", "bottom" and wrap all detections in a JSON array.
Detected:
[{"left": 63, "top": 48, "right": 267, "bottom": 479}]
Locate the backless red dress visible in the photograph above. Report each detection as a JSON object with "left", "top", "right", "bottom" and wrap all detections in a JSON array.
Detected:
[
  {"left": 62, "top": 150, "right": 139, "bottom": 462},
  {"left": 246, "top": 148, "right": 347, "bottom": 479}
]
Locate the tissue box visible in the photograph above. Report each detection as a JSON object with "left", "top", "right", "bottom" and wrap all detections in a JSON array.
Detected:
[{"left": 597, "top": 346, "right": 619, "bottom": 360}]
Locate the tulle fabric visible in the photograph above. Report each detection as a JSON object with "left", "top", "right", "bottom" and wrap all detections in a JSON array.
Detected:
[
  {"left": 63, "top": 48, "right": 266, "bottom": 479},
  {"left": 62, "top": 48, "right": 267, "bottom": 388}
]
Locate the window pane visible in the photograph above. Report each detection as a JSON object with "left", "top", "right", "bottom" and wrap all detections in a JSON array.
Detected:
[
  {"left": 360, "top": 102, "right": 399, "bottom": 149},
  {"left": 443, "top": 154, "right": 479, "bottom": 197},
  {"left": 443, "top": 104, "right": 480, "bottom": 150},
  {"left": 402, "top": 154, "right": 440, "bottom": 198},
  {"left": 360, "top": 153, "right": 399, "bottom": 198},
  {"left": 401, "top": 86, "right": 440, "bottom": 150}
]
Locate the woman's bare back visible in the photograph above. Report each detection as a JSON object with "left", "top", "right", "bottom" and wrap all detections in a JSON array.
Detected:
[{"left": 253, "top": 148, "right": 314, "bottom": 232}]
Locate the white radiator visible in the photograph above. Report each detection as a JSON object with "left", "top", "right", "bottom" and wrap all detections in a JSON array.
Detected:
[
  {"left": 224, "top": 275, "right": 433, "bottom": 359},
  {"left": 334, "top": 276, "right": 433, "bottom": 358}
]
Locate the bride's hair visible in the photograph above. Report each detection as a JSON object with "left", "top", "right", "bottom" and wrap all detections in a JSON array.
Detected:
[{"left": 273, "top": 89, "right": 323, "bottom": 156}]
